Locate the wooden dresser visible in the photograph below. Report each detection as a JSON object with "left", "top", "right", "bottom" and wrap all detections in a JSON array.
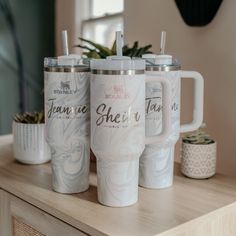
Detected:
[{"left": 0, "top": 135, "right": 236, "bottom": 236}]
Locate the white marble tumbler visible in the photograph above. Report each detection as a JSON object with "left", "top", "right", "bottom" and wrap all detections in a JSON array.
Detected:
[
  {"left": 139, "top": 54, "right": 204, "bottom": 189},
  {"left": 44, "top": 56, "right": 90, "bottom": 194},
  {"left": 90, "top": 54, "right": 171, "bottom": 207}
]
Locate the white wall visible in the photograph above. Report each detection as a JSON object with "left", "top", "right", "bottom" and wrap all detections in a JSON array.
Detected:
[
  {"left": 56, "top": 0, "right": 87, "bottom": 55},
  {"left": 124, "top": 0, "right": 236, "bottom": 176}
]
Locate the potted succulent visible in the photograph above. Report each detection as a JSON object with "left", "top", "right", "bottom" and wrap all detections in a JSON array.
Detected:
[
  {"left": 181, "top": 124, "right": 216, "bottom": 179},
  {"left": 76, "top": 38, "right": 153, "bottom": 58},
  {"left": 13, "top": 111, "right": 51, "bottom": 164}
]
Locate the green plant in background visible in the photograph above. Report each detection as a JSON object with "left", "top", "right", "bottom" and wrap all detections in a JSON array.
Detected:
[
  {"left": 183, "top": 123, "right": 214, "bottom": 145},
  {"left": 13, "top": 111, "right": 44, "bottom": 124},
  {"left": 76, "top": 38, "right": 153, "bottom": 58}
]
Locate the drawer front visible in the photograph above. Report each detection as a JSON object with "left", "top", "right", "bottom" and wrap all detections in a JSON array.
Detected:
[
  {"left": 0, "top": 190, "right": 87, "bottom": 236},
  {"left": 12, "top": 217, "right": 44, "bottom": 236}
]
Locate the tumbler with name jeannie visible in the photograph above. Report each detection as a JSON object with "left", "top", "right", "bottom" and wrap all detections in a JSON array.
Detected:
[{"left": 44, "top": 55, "right": 90, "bottom": 194}]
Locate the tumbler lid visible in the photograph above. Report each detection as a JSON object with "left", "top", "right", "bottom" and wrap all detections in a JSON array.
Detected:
[
  {"left": 91, "top": 56, "right": 145, "bottom": 74},
  {"left": 44, "top": 55, "right": 90, "bottom": 72},
  {"left": 142, "top": 31, "right": 180, "bottom": 71},
  {"left": 57, "top": 54, "right": 82, "bottom": 66},
  {"left": 91, "top": 31, "right": 145, "bottom": 75},
  {"left": 142, "top": 54, "right": 172, "bottom": 65},
  {"left": 44, "top": 30, "right": 89, "bottom": 72},
  {"left": 142, "top": 54, "right": 181, "bottom": 71}
]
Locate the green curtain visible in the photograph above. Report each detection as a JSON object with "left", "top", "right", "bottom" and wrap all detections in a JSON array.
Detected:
[{"left": 0, "top": 0, "right": 55, "bottom": 134}]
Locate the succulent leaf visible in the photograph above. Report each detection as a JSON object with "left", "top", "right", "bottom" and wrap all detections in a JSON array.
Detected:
[
  {"left": 76, "top": 44, "right": 94, "bottom": 52},
  {"left": 183, "top": 123, "right": 214, "bottom": 145},
  {"left": 13, "top": 111, "right": 44, "bottom": 124},
  {"left": 84, "top": 51, "right": 101, "bottom": 59},
  {"left": 111, "top": 40, "right": 116, "bottom": 54},
  {"left": 76, "top": 38, "right": 153, "bottom": 58},
  {"left": 79, "top": 37, "right": 112, "bottom": 58}
]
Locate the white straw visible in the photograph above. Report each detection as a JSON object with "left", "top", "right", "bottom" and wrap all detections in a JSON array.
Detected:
[
  {"left": 160, "top": 31, "right": 166, "bottom": 55},
  {"left": 116, "top": 31, "right": 123, "bottom": 57},
  {"left": 61, "top": 30, "right": 69, "bottom": 56}
]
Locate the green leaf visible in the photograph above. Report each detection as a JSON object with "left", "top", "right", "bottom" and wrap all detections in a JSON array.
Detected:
[
  {"left": 142, "top": 44, "right": 152, "bottom": 52},
  {"left": 133, "top": 48, "right": 142, "bottom": 57},
  {"left": 13, "top": 111, "right": 44, "bottom": 124},
  {"left": 79, "top": 37, "right": 112, "bottom": 57},
  {"left": 123, "top": 48, "right": 133, "bottom": 56},
  {"left": 84, "top": 51, "right": 101, "bottom": 59},
  {"left": 111, "top": 40, "right": 116, "bottom": 54},
  {"left": 76, "top": 38, "right": 153, "bottom": 58},
  {"left": 183, "top": 123, "right": 214, "bottom": 144},
  {"left": 129, "top": 41, "right": 139, "bottom": 57},
  {"left": 76, "top": 44, "right": 94, "bottom": 52},
  {"left": 38, "top": 112, "right": 44, "bottom": 124},
  {"left": 122, "top": 44, "right": 129, "bottom": 52},
  {"left": 131, "top": 41, "right": 139, "bottom": 51}
]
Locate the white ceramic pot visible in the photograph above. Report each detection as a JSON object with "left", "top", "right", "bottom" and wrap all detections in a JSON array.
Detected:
[
  {"left": 181, "top": 141, "right": 217, "bottom": 179},
  {"left": 13, "top": 122, "right": 51, "bottom": 164}
]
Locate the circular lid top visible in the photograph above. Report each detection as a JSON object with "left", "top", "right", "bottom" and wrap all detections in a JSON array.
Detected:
[
  {"left": 91, "top": 56, "right": 145, "bottom": 72},
  {"left": 44, "top": 54, "right": 89, "bottom": 72},
  {"left": 142, "top": 54, "right": 181, "bottom": 71}
]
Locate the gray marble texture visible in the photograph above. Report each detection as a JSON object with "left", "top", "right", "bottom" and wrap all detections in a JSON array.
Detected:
[
  {"left": 44, "top": 71, "right": 90, "bottom": 193},
  {"left": 91, "top": 74, "right": 145, "bottom": 206},
  {"left": 140, "top": 71, "right": 181, "bottom": 189}
]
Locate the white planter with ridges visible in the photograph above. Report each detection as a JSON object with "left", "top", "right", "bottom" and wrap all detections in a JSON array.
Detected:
[
  {"left": 181, "top": 141, "right": 217, "bottom": 179},
  {"left": 13, "top": 122, "right": 51, "bottom": 164}
]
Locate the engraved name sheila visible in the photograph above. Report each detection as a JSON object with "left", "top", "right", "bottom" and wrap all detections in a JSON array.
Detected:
[{"left": 95, "top": 103, "right": 141, "bottom": 126}]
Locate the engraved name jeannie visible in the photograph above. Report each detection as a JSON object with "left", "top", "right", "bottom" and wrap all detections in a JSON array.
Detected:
[{"left": 47, "top": 98, "right": 88, "bottom": 118}]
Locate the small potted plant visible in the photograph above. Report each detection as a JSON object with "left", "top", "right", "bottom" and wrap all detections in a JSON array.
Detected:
[
  {"left": 181, "top": 124, "right": 216, "bottom": 179},
  {"left": 76, "top": 38, "right": 153, "bottom": 58},
  {"left": 13, "top": 111, "right": 51, "bottom": 164}
]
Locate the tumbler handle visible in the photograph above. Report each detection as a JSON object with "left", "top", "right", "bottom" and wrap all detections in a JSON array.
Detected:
[
  {"left": 145, "top": 77, "right": 172, "bottom": 144},
  {"left": 180, "top": 71, "right": 204, "bottom": 133}
]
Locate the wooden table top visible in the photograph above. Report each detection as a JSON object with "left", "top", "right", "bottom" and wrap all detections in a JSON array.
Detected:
[{"left": 0, "top": 135, "right": 236, "bottom": 236}]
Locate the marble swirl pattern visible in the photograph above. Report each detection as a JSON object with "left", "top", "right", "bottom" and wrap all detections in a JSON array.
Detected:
[
  {"left": 97, "top": 159, "right": 139, "bottom": 207},
  {"left": 91, "top": 74, "right": 145, "bottom": 206},
  {"left": 44, "top": 71, "right": 90, "bottom": 193},
  {"left": 140, "top": 71, "right": 180, "bottom": 189}
]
